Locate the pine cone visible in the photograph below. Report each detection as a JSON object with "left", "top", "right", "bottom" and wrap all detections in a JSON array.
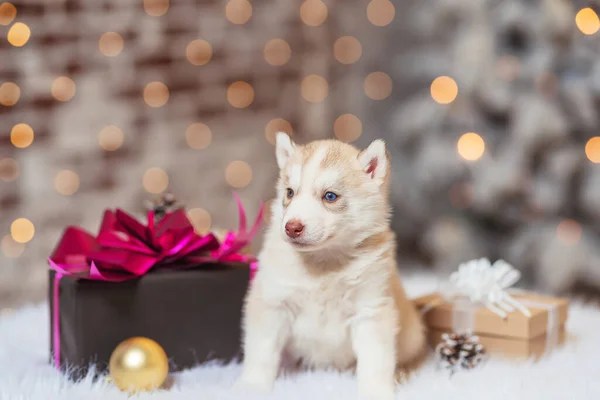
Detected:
[
  {"left": 145, "top": 193, "right": 182, "bottom": 221},
  {"left": 436, "top": 332, "right": 486, "bottom": 373}
]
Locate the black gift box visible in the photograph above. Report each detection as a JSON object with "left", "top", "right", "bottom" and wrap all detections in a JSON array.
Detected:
[{"left": 49, "top": 263, "right": 250, "bottom": 376}]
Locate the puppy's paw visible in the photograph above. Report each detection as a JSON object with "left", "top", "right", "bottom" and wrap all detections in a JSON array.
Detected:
[{"left": 359, "top": 381, "right": 396, "bottom": 400}]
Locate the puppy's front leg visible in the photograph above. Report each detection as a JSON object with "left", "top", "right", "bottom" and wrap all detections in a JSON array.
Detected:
[{"left": 351, "top": 308, "right": 397, "bottom": 400}]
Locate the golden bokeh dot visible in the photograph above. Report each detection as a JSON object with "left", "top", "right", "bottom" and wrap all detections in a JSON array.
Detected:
[
  {"left": 7, "top": 22, "right": 30, "bottom": 47},
  {"left": 264, "top": 39, "right": 291, "bottom": 67},
  {"left": 187, "top": 208, "right": 212, "bottom": 235},
  {"left": 0, "top": 157, "right": 18, "bottom": 182},
  {"left": 364, "top": 72, "right": 393, "bottom": 100},
  {"left": 54, "top": 170, "right": 80, "bottom": 196},
  {"left": 143, "top": 168, "right": 169, "bottom": 194},
  {"left": 225, "top": 0, "right": 252, "bottom": 25},
  {"left": 301, "top": 74, "right": 329, "bottom": 103},
  {"left": 227, "top": 81, "right": 254, "bottom": 108},
  {"left": 10, "top": 123, "right": 34, "bottom": 148},
  {"left": 51, "top": 77, "right": 76, "bottom": 102},
  {"left": 10, "top": 218, "right": 34, "bottom": 244},
  {"left": 575, "top": 8, "right": 600, "bottom": 35},
  {"left": 265, "top": 118, "right": 293, "bottom": 145},
  {"left": 143, "top": 81, "right": 170, "bottom": 108},
  {"left": 0, "top": 82, "right": 20, "bottom": 106},
  {"left": 1, "top": 235, "right": 24, "bottom": 258},
  {"left": 367, "top": 0, "right": 395, "bottom": 27},
  {"left": 0, "top": 3, "right": 17, "bottom": 26},
  {"left": 556, "top": 219, "right": 582, "bottom": 246},
  {"left": 144, "top": 0, "right": 169, "bottom": 16},
  {"left": 300, "top": 0, "right": 328, "bottom": 27},
  {"left": 225, "top": 160, "right": 253, "bottom": 188},
  {"left": 334, "top": 114, "right": 363, "bottom": 143},
  {"left": 98, "top": 32, "right": 124, "bottom": 57},
  {"left": 585, "top": 137, "right": 600, "bottom": 163},
  {"left": 430, "top": 76, "right": 458, "bottom": 104},
  {"left": 334, "top": 36, "right": 362, "bottom": 65},
  {"left": 186, "top": 39, "right": 213, "bottom": 66},
  {"left": 186, "top": 123, "right": 212, "bottom": 149},
  {"left": 98, "top": 126, "right": 124, "bottom": 151},
  {"left": 457, "top": 133, "right": 485, "bottom": 161}
]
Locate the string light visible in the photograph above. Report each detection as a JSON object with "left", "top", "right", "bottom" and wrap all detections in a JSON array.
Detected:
[
  {"left": 225, "top": 161, "right": 252, "bottom": 188},
  {"left": 1, "top": 235, "right": 24, "bottom": 258},
  {"left": 430, "top": 76, "right": 458, "bottom": 104},
  {"left": 457, "top": 133, "right": 485, "bottom": 161},
  {"left": 227, "top": 81, "right": 254, "bottom": 108},
  {"left": 364, "top": 72, "right": 392, "bottom": 100},
  {"left": 265, "top": 118, "right": 293, "bottom": 145},
  {"left": 0, "top": 158, "right": 18, "bottom": 182},
  {"left": 225, "top": 0, "right": 252, "bottom": 25},
  {"left": 585, "top": 137, "right": 600, "bottom": 163},
  {"left": 10, "top": 218, "right": 34, "bottom": 244},
  {"left": 575, "top": 8, "right": 600, "bottom": 35},
  {"left": 334, "top": 114, "right": 362, "bottom": 142},
  {"left": 301, "top": 74, "right": 328, "bottom": 103},
  {"left": 367, "top": 0, "right": 395, "bottom": 27},
  {"left": 0, "top": 82, "right": 20, "bottom": 106},
  {"left": 143, "top": 168, "right": 169, "bottom": 193},
  {"left": 54, "top": 170, "right": 80, "bottom": 196},
  {"left": 51, "top": 77, "right": 76, "bottom": 102},
  {"left": 98, "top": 126, "right": 124, "bottom": 151},
  {"left": 144, "top": 0, "right": 169, "bottom": 17},
  {"left": 300, "top": 0, "right": 328, "bottom": 27},
  {"left": 334, "top": 36, "right": 362, "bottom": 65},
  {"left": 10, "top": 123, "right": 34, "bottom": 148},
  {"left": 556, "top": 219, "right": 582, "bottom": 245},
  {"left": 264, "top": 39, "right": 291, "bottom": 66},
  {"left": 0, "top": 3, "right": 17, "bottom": 26},
  {"left": 186, "top": 39, "right": 213, "bottom": 66},
  {"left": 143, "top": 81, "right": 169, "bottom": 108},
  {"left": 185, "top": 123, "right": 212, "bottom": 149},
  {"left": 98, "top": 32, "right": 124, "bottom": 57},
  {"left": 187, "top": 208, "right": 211, "bottom": 234},
  {"left": 7, "top": 22, "right": 30, "bottom": 47}
]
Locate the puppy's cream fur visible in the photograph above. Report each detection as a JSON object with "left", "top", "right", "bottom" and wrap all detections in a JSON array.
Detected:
[{"left": 239, "top": 134, "right": 426, "bottom": 400}]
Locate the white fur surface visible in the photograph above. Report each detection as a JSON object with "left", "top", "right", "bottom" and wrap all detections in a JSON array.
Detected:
[{"left": 1, "top": 273, "right": 600, "bottom": 400}]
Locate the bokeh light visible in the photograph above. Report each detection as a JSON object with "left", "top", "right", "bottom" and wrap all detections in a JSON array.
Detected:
[
  {"left": 457, "top": 133, "right": 485, "bottom": 161},
  {"left": 0, "top": 158, "right": 18, "bottom": 182},
  {"left": 187, "top": 208, "right": 212, "bottom": 234},
  {"left": 186, "top": 39, "right": 213, "bottom": 66},
  {"left": 300, "top": 0, "right": 328, "bottom": 27},
  {"left": 430, "top": 76, "right": 458, "bottom": 104},
  {"left": 10, "top": 218, "right": 34, "bottom": 244},
  {"left": 334, "top": 36, "right": 362, "bottom": 65},
  {"left": 186, "top": 123, "right": 212, "bottom": 149},
  {"left": 264, "top": 39, "right": 291, "bottom": 67},
  {"left": 227, "top": 81, "right": 254, "bottom": 108},
  {"left": 364, "top": 72, "right": 392, "bottom": 100},
  {"left": 225, "top": 161, "right": 252, "bottom": 188},
  {"left": 144, "top": 81, "right": 169, "bottom": 108},
  {"left": 143, "top": 168, "right": 169, "bottom": 193},
  {"left": 334, "top": 114, "right": 362, "bottom": 143},
  {"left": 10, "top": 123, "right": 34, "bottom": 148},
  {"left": 98, "top": 126, "right": 124, "bottom": 151},
  {"left": 556, "top": 219, "right": 582, "bottom": 245},
  {"left": 7, "top": 22, "right": 30, "bottom": 47},
  {"left": 0, "top": 3, "right": 17, "bottom": 26},
  {"left": 585, "top": 137, "right": 600, "bottom": 163},
  {"left": 265, "top": 118, "right": 293, "bottom": 145},
  {"left": 0, "top": 82, "right": 20, "bottom": 106},
  {"left": 51, "top": 77, "right": 76, "bottom": 102},
  {"left": 54, "top": 170, "right": 80, "bottom": 196},
  {"left": 144, "top": 0, "right": 169, "bottom": 17},
  {"left": 98, "top": 32, "right": 124, "bottom": 57},
  {"left": 1, "top": 235, "right": 24, "bottom": 258},
  {"left": 226, "top": 0, "right": 252, "bottom": 25},
  {"left": 575, "top": 8, "right": 600, "bottom": 35},
  {"left": 367, "top": 0, "right": 395, "bottom": 27},
  {"left": 301, "top": 74, "right": 328, "bottom": 103}
]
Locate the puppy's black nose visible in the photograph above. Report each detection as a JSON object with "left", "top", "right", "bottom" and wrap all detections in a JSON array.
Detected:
[{"left": 285, "top": 220, "right": 305, "bottom": 238}]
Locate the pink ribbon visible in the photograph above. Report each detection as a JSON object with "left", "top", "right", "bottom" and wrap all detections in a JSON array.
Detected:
[{"left": 48, "top": 193, "right": 263, "bottom": 370}]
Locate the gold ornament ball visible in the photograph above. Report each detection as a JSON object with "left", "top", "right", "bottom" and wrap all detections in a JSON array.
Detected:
[{"left": 109, "top": 337, "right": 169, "bottom": 392}]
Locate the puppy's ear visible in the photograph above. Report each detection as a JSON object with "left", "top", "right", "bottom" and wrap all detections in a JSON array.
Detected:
[
  {"left": 358, "top": 139, "right": 388, "bottom": 186},
  {"left": 275, "top": 132, "right": 296, "bottom": 169}
]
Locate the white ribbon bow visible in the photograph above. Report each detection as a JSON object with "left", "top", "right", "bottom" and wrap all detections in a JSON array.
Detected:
[{"left": 441, "top": 258, "right": 532, "bottom": 319}]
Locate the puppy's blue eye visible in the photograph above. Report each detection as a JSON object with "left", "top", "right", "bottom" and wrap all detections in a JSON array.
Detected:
[
  {"left": 323, "top": 191, "right": 338, "bottom": 202},
  {"left": 286, "top": 188, "right": 294, "bottom": 198}
]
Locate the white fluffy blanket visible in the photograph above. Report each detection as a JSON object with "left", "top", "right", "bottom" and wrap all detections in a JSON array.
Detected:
[{"left": 1, "top": 274, "right": 600, "bottom": 400}]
